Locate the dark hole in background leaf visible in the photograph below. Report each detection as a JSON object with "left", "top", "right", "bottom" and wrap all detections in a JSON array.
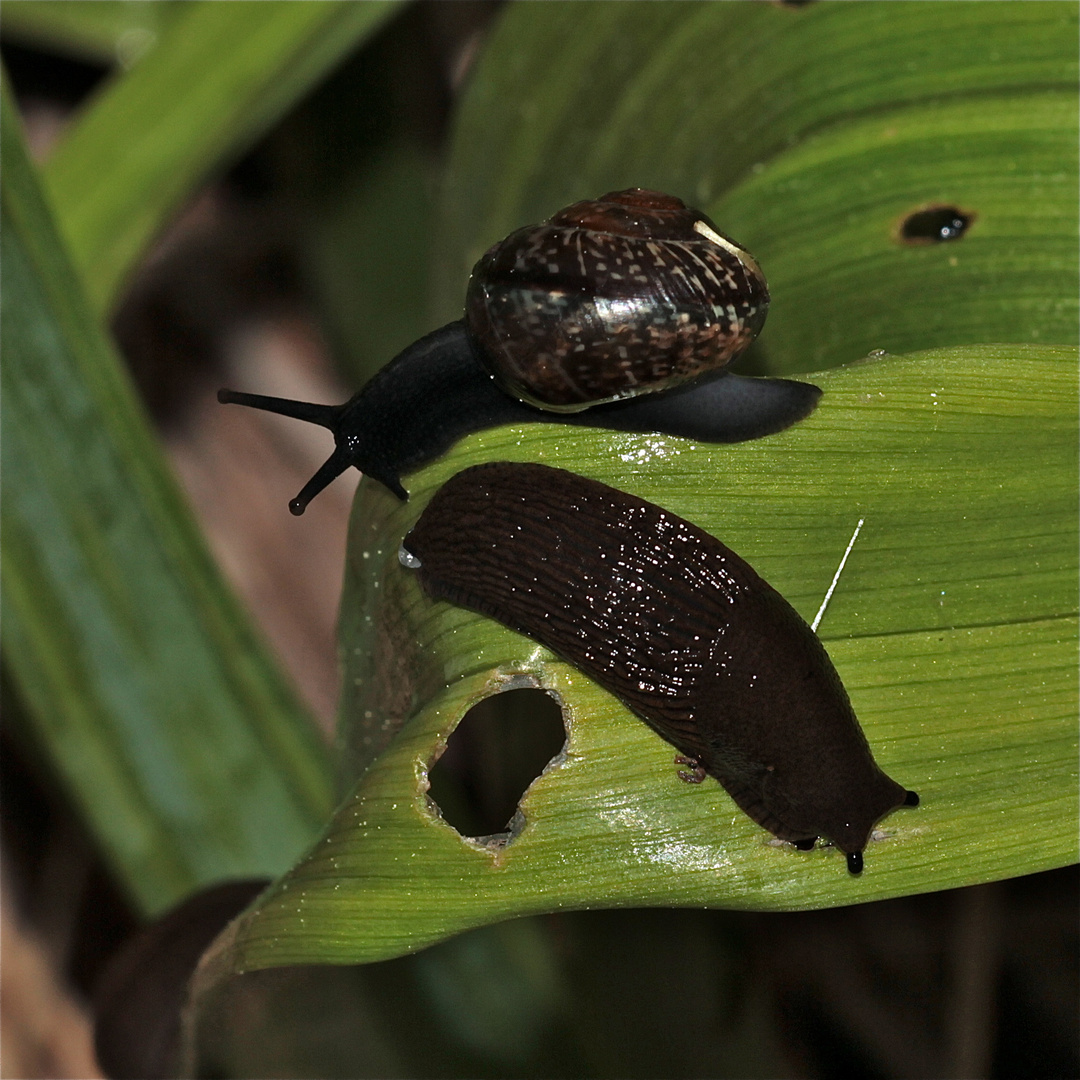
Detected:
[
  {"left": 898, "top": 206, "right": 974, "bottom": 244},
  {"left": 427, "top": 688, "right": 566, "bottom": 840}
]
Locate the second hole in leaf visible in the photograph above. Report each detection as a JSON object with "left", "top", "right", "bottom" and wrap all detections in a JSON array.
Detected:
[{"left": 427, "top": 688, "right": 566, "bottom": 840}]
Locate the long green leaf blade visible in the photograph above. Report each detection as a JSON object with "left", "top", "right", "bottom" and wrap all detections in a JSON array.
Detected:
[
  {"left": 1, "top": 84, "right": 333, "bottom": 916},
  {"left": 717, "top": 90, "right": 1078, "bottom": 372},
  {"left": 433, "top": 1, "right": 1078, "bottom": 369},
  {"left": 0, "top": 1, "right": 184, "bottom": 67},
  {"left": 42, "top": 0, "right": 401, "bottom": 314},
  {"left": 200, "top": 344, "right": 1077, "bottom": 974}
]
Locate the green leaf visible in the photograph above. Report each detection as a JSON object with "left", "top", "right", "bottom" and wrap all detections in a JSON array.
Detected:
[
  {"left": 0, "top": 1, "right": 184, "bottom": 67},
  {"left": 433, "top": 1, "right": 1077, "bottom": 366},
  {"left": 1, "top": 82, "right": 333, "bottom": 916},
  {"left": 718, "top": 91, "right": 1078, "bottom": 373},
  {"left": 196, "top": 344, "right": 1077, "bottom": 978},
  {"left": 41, "top": 0, "right": 402, "bottom": 315}
]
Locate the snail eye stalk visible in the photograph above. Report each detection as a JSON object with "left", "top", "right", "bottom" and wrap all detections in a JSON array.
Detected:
[
  {"left": 216, "top": 389, "right": 343, "bottom": 430},
  {"left": 216, "top": 390, "right": 351, "bottom": 514}
]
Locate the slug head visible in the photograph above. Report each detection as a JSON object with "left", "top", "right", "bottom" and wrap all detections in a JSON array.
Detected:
[
  {"left": 698, "top": 583, "right": 920, "bottom": 874},
  {"left": 757, "top": 737, "right": 920, "bottom": 874},
  {"left": 840, "top": 789, "right": 920, "bottom": 874}
]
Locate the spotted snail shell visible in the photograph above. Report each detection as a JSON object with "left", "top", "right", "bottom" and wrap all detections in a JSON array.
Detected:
[{"left": 465, "top": 188, "right": 770, "bottom": 412}]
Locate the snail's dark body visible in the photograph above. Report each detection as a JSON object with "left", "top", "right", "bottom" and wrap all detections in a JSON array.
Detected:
[
  {"left": 224, "top": 322, "right": 820, "bottom": 505},
  {"left": 402, "top": 462, "right": 918, "bottom": 873},
  {"left": 218, "top": 190, "right": 820, "bottom": 512}
]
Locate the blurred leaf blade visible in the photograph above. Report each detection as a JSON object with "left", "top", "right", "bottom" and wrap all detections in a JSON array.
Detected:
[
  {"left": 718, "top": 89, "right": 1078, "bottom": 373},
  {"left": 434, "top": 1, "right": 1078, "bottom": 367},
  {"left": 199, "top": 344, "right": 1076, "bottom": 976},
  {"left": 1, "top": 83, "right": 334, "bottom": 916},
  {"left": 0, "top": 1, "right": 185, "bottom": 68},
  {"left": 41, "top": 0, "right": 402, "bottom": 314}
]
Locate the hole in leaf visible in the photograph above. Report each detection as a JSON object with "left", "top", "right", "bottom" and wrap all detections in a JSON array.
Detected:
[
  {"left": 898, "top": 205, "right": 974, "bottom": 244},
  {"left": 427, "top": 688, "right": 566, "bottom": 842}
]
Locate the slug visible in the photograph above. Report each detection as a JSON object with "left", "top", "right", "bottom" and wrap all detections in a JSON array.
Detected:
[
  {"left": 400, "top": 462, "right": 918, "bottom": 873},
  {"left": 218, "top": 189, "right": 820, "bottom": 510}
]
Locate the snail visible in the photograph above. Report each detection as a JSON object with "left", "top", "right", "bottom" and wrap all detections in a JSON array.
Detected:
[
  {"left": 400, "top": 462, "right": 919, "bottom": 873},
  {"left": 218, "top": 189, "right": 821, "bottom": 512}
]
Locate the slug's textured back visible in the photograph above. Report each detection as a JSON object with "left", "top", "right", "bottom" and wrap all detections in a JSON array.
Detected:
[{"left": 403, "top": 462, "right": 913, "bottom": 862}]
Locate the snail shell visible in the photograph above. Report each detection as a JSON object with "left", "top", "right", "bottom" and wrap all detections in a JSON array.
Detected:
[
  {"left": 401, "top": 462, "right": 918, "bottom": 873},
  {"left": 466, "top": 188, "right": 770, "bottom": 411}
]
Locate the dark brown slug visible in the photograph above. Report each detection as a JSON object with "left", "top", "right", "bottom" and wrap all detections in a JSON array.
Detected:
[{"left": 400, "top": 462, "right": 918, "bottom": 873}]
